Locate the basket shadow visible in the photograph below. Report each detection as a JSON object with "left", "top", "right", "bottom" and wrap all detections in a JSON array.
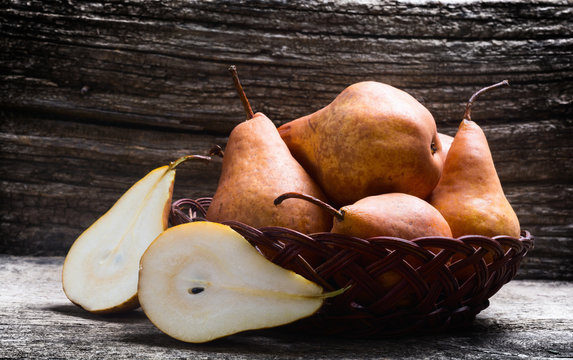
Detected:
[{"left": 117, "top": 319, "right": 509, "bottom": 356}]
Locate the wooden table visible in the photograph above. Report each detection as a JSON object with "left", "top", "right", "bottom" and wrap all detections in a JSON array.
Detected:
[{"left": 1, "top": 255, "right": 571, "bottom": 359}]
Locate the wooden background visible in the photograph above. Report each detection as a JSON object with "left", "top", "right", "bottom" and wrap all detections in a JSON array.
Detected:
[{"left": 1, "top": 0, "right": 572, "bottom": 279}]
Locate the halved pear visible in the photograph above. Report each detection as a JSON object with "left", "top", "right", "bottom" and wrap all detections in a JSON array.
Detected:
[
  {"left": 62, "top": 155, "right": 208, "bottom": 314},
  {"left": 138, "top": 221, "right": 331, "bottom": 343}
]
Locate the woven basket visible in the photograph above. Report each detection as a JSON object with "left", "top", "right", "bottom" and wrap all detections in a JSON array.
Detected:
[{"left": 170, "top": 197, "right": 534, "bottom": 338}]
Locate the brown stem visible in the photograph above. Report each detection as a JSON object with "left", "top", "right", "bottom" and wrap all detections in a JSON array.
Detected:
[
  {"left": 208, "top": 144, "right": 224, "bottom": 158},
  {"left": 274, "top": 192, "right": 344, "bottom": 221},
  {"left": 229, "top": 65, "right": 255, "bottom": 120},
  {"left": 463, "top": 80, "right": 509, "bottom": 121},
  {"left": 168, "top": 154, "right": 211, "bottom": 171}
]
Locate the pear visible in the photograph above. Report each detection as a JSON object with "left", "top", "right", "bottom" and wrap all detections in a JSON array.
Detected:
[
  {"left": 275, "top": 192, "right": 451, "bottom": 308},
  {"left": 278, "top": 81, "right": 444, "bottom": 206},
  {"left": 438, "top": 132, "right": 454, "bottom": 162},
  {"left": 428, "top": 80, "right": 520, "bottom": 238},
  {"left": 275, "top": 192, "right": 452, "bottom": 240},
  {"left": 62, "top": 155, "right": 210, "bottom": 314},
  {"left": 205, "top": 66, "right": 331, "bottom": 233},
  {"left": 138, "top": 221, "right": 340, "bottom": 343}
]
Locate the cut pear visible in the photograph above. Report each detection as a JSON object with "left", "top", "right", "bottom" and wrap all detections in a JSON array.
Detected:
[
  {"left": 62, "top": 156, "right": 208, "bottom": 314},
  {"left": 138, "top": 221, "right": 328, "bottom": 343}
]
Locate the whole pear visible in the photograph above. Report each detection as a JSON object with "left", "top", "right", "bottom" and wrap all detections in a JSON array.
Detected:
[
  {"left": 275, "top": 192, "right": 452, "bottom": 240},
  {"left": 278, "top": 81, "right": 444, "bottom": 206},
  {"left": 275, "top": 192, "right": 451, "bottom": 308},
  {"left": 428, "top": 81, "right": 520, "bottom": 238},
  {"left": 206, "top": 66, "right": 331, "bottom": 234},
  {"left": 438, "top": 132, "right": 454, "bottom": 163}
]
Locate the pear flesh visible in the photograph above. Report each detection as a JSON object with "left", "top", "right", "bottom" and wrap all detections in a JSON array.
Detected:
[
  {"left": 138, "top": 221, "right": 325, "bottom": 343},
  {"left": 62, "top": 165, "right": 175, "bottom": 313}
]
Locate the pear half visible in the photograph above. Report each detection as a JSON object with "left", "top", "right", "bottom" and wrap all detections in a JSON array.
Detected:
[
  {"left": 138, "top": 221, "right": 328, "bottom": 343},
  {"left": 62, "top": 156, "right": 207, "bottom": 314}
]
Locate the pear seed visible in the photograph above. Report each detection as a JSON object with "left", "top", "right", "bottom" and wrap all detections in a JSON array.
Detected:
[{"left": 188, "top": 287, "right": 205, "bottom": 295}]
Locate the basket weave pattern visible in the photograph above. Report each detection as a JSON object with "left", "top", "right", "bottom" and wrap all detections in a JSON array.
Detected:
[{"left": 170, "top": 198, "right": 534, "bottom": 337}]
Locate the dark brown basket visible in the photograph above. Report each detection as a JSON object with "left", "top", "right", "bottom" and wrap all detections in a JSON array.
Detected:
[{"left": 170, "top": 197, "right": 534, "bottom": 338}]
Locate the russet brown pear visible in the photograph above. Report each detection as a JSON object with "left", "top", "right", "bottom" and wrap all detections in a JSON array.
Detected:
[
  {"left": 206, "top": 67, "right": 331, "bottom": 234},
  {"left": 438, "top": 132, "right": 454, "bottom": 165},
  {"left": 206, "top": 113, "right": 332, "bottom": 233},
  {"left": 275, "top": 192, "right": 452, "bottom": 240},
  {"left": 278, "top": 81, "right": 444, "bottom": 206},
  {"left": 331, "top": 194, "right": 452, "bottom": 240},
  {"left": 275, "top": 192, "right": 451, "bottom": 308},
  {"left": 428, "top": 81, "right": 520, "bottom": 238}
]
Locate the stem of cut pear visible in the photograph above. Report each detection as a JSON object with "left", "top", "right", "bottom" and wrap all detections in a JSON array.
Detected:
[
  {"left": 318, "top": 285, "right": 352, "bottom": 299},
  {"left": 229, "top": 65, "right": 255, "bottom": 120},
  {"left": 274, "top": 192, "right": 344, "bottom": 221},
  {"left": 168, "top": 154, "right": 211, "bottom": 171},
  {"left": 463, "top": 80, "right": 509, "bottom": 121}
]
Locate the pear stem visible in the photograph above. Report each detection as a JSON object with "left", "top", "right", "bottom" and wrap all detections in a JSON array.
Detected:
[
  {"left": 229, "top": 65, "right": 255, "bottom": 120},
  {"left": 463, "top": 80, "right": 509, "bottom": 121},
  {"left": 168, "top": 154, "right": 211, "bottom": 171},
  {"left": 274, "top": 192, "right": 344, "bottom": 221},
  {"left": 304, "top": 285, "right": 351, "bottom": 299},
  {"left": 209, "top": 144, "right": 225, "bottom": 158}
]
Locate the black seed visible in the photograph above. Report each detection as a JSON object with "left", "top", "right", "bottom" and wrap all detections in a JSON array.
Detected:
[{"left": 188, "top": 287, "right": 205, "bottom": 295}]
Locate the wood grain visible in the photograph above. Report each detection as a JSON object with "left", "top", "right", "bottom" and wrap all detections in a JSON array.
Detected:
[
  {"left": 1, "top": 256, "right": 571, "bottom": 359},
  {"left": 1, "top": 0, "right": 572, "bottom": 279}
]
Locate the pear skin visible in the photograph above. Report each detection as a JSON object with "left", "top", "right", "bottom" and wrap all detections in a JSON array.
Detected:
[
  {"left": 335, "top": 193, "right": 451, "bottom": 308},
  {"left": 438, "top": 132, "right": 454, "bottom": 164},
  {"left": 206, "top": 67, "right": 331, "bottom": 234},
  {"left": 429, "top": 119, "right": 520, "bottom": 238},
  {"left": 207, "top": 113, "right": 332, "bottom": 234},
  {"left": 275, "top": 192, "right": 451, "bottom": 308},
  {"left": 206, "top": 113, "right": 331, "bottom": 233},
  {"left": 428, "top": 81, "right": 520, "bottom": 239},
  {"left": 279, "top": 81, "right": 443, "bottom": 206},
  {"left": 333, "top": 193, "right": 452, "bottom": 240}
]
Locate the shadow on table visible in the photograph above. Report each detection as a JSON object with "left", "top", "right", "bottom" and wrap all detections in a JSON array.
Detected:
[
  {"left": 43, "top": 303, "right": 520, "bottom": 358},
  {"left": 45, "top": 303, "right": 148, "bottom": 324},
  {"left": 116, "top": 318, "right": 506, "bottom": 356}
]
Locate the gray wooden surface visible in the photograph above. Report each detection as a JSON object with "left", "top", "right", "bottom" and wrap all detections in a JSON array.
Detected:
[
  {"left": 1, "top": 0, "right": 572, "bottom": 280},
  {"left": 1, "top": 255, "right": 571, "bottom": 359}
]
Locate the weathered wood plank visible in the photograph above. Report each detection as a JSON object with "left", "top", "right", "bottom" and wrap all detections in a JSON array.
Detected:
[
  {"left": 0, "top": 112, "right": 223, "bottom": 254},
  {"left": 1, "top": 256, "right": 571, "bottom": 359},
  {"left": 2, "top": 1, "right": 572, "bottom": 132}
]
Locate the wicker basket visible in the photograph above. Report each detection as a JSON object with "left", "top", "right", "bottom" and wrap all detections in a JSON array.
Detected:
[{"left": 170, "top": 197, "right": 534, "bottom": 337}]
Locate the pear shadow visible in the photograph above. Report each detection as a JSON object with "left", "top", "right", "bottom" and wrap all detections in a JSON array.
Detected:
[
  {"left": 45, "top": 305, "right": 512, "bottom": 357},
  {"left": 45, "top": 303, "right": 148, "bottom": 324},
  {"left": 119, "top": 325, "right": 348, "bottom": 355}
]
